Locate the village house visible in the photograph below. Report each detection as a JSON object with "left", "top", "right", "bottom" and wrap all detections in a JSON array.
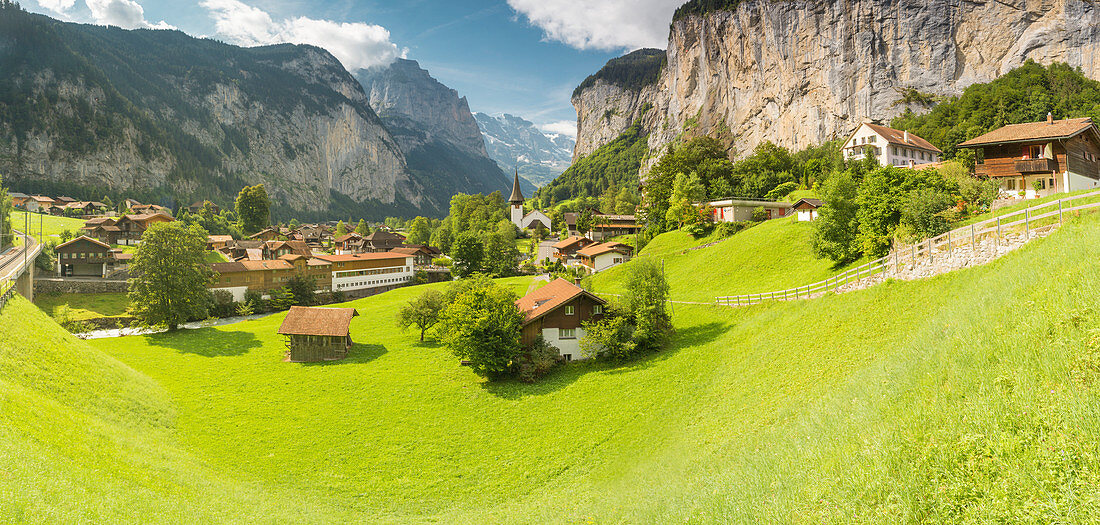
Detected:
[
  {"left": 315, "top": 252, "right": 415, "bottom": 298},
  {"left": 563, "top": 209, "right": 603, "bottom": 237},
  {"left": 959, "top": 115, "right": 1100, "bottom": 199},
  {"left": 9, "top": 192, "right": 31, "bottom": 210},
  {"left": 130, "top": 203, "right": 173, "bottom": 216},
  {"left": 515, "top": 278, "right": 607, "bottom": 361},
  {"left": 280, "top": 255, "right": 333, "bottom": 292},
  {"left": 208, "top": 259, "right": 296, "bottom": 301},
  {"left": 63, "top": 201, "right": 107, "bottom": 217},
  {"left": 391, "top": 244, "right": 440, "bottom": 267},
  {"left": 574, "top": 242, "right": 633, "bottom": 273},
  {"left": 587, "top": 214, "right": 642, "bottom": 241},
  {"left": 333, "top": 232, "right": 363, "bottom": 254},
  {"left": 362, "top": 230, "right": 406, "bottom": 252},
  {"left": 278, "top": 306, "right": 359, "bottom": 362},
  {"left": 792, "top": 198, "right": 823, "bottom": 222},
  {"left": 249, "top": 227, "right": 282, "bottom": 241},
  {"left": 265, "top": 240, "right": 312, "bottom": 259},
  {"left": 704, "top": 199, "right": 792, "bottom": 222},
  {"left": 220, "top": 239, "right": 265, "bottom": 261},
  {"left": 54, "top": 196, "right": 76, "bottom": 204},
  {"left": 296, "top": 224, "right": 333, "bottom": 246},
  {"left": 551, "top": 235, "right": 596, "bottom": 263},
  {"left": 842, "top": 120, "right": 942, "bottom": 167},
  {"left": 83, "top": 213, "right": 174, "bottom": 245},
  {"left": 55, "top": 236, "right": 128, "bottom": 277},
  {"left": 31, "top": 196, "right": 56, "bottom": 212},
  {"left": 187, "top": 201, "right": 220, "bottom": 214},
  {"left": 207, "top": 235, "right": 234, "bottom": 251}
]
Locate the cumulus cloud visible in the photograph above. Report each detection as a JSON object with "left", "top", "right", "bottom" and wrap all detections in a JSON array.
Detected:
[
  {"left": 539, "top": 120, "right": 577, "bottom": 139},
  {"left": 201, "top": 0, "right": 403, "bottom": 71},
  {"left": 85, "top": 0, "right": 175, "bottom": 30},
  {"left": 35, "top": 0, "right": 77, "bottom": 13},
  {"left": 507, "top": 0, "right": 681, "bottom": 51}
]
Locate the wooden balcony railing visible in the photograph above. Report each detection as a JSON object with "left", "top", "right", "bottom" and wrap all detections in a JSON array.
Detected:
[{"left": 1015, "top": 157, "right": 1057, "bottom": 173}]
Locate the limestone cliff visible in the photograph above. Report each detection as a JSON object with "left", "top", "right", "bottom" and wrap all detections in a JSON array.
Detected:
[
  {"left": 572, "top": 0, "right": 1100, "bottom": 174},
  {"left": 0, "top": 7, "right": 424, "bottom": 220}
]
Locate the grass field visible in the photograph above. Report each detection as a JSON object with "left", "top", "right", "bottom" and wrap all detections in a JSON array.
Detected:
[
  {"left": 4, "top": 216, "right": 1100, "bottom": 521},
  {"left": 8, "top": 211, "right": 85, "bottom": 241},
  {"left": 590, "top": 217, "right": 858, "bottom": 302},
  {"left": 34, "top": 293, "right": 130, "bottom": 321}
]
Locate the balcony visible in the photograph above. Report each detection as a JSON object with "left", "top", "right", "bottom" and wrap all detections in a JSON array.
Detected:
[{"left": 1015, "top": 157, "right": 1057, "bottom": 173}]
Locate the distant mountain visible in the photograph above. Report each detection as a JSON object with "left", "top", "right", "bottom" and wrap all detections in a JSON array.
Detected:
[
  {"left": 0, "top": 4, "right": 429, "bottom": 221},
  {"left": 355, "top": 59, "right": 533, "bottom": 203},
  {"left": 475, "top": 112, "right": 574, "bottom": 187}
]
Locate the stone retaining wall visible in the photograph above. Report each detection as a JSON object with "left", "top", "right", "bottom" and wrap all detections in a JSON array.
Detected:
[{"left": 34, "top": 278, "right": 128, "bottom": 295}]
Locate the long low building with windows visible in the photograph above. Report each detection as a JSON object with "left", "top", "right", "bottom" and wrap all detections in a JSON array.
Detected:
[{"left": 315, "top": 252, "right": 415, "bottom": 298}]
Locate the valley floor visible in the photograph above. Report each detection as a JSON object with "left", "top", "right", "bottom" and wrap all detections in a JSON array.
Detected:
[{"left": 4, "top": 216, "right": 1100, "bottom": 522}]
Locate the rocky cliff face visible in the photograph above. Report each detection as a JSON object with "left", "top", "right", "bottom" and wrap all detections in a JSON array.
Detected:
[
  {"left": 0, "top": 8, "right": 421, "bottom": 219},
  {"left": 573, "top": 0, "right": 1100, "bottom": 172},
  {"left": 354, "top": 59, "right": 521, "bottom": 204}
]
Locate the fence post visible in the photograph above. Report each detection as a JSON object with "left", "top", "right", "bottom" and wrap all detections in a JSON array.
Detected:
[
  {"left": 894, "top": 250, "right": 899, "bottom": 274},
  {"left": 1025, "top": 207, "right": 1030, "bottom": 239},
  {"left": 971, "top": 224, "right": 976, "bottom": 249},
  {"left": 1059, "top": 199, "right": 1063, "bottom": 224},
  {"left": 947, "top": 230, "right": 952, "bottom": 253},
  {"left": 927, "top": 239, "right": 933, "bottom": 263},
  {"left": 996, "top": 216, "right": 1001, "bottom": 243}
]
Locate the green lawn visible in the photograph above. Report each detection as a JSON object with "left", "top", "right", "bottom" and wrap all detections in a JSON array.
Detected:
[
  {"left": 203, "top": 250, "right": 228, "bottom": 263},
  {"left": 4, "top": 216, "right": 1100, "bottom": 521},
  {"left": 9, "top": 211, "right": 86, "bottom": 241},
  {"left": 591, "top": 217, "right": 858, "bottom": 302},
  {"left": 34, "top": 293, "right": 130, "bottom": 321}
]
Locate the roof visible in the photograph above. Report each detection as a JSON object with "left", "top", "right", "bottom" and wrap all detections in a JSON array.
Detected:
[
  {"left": 364, "top": 230, "right": 405, "bottom": 242},
  {"left": 791, "top": 198, "right": 824, "bottom": 209},
  {"left": 514, "top": 278, "right": 606, "bottom": 325},
  {"left": 277, "top": 306, "right": 359, "bottom": 337},
  {"left": 210, "top": 260, "right": 294, "bottom": 273},
  {"left": 508, "top": 169, "right": 524, "bottom": 203},
  {"left": 857, "top": 123, "right": 942, "bottom": 153},
  {"left": 552, "top": 236, "right": 591, "bottom": 251},
  {"left": 85, "top": 217, "right": 116, "bottom": 226},
  {"left": 55, "top": 196, "right": 76, "bottom": 202},
  {"left": 249, "top": 228, "right": 280, "bottom": 239},
  {"left": 316, "top": 252, "right": 413, "bottom": 263},
  {"left": 56, "top": 235, "right": 111, "bottom": 250},
  {"left": 9, "top": 192, "right": 29, "bottom": 198},
  {"left": 390, "top": 247, "right": 422, "bottom": 256},
  {"left": 208, "top": 235, "right": 233, "bottom": 242},
  {"left": 704, "top": 199, "right": 793, "bottom": 209},
  {"left": 334, "top": 232, "right": 362, "bottom": 242},
  {"left": 577, "top": 242, "right": 631, "bottom": 258},
  {"left": 958, "top": 117, "right": 1098, "bottom": 148},
  {"left": 124, "top": 213, "right": 172, "bottom": 223},
  {"left": 278, "top": 253, "right": 307, "bottom": 262}
]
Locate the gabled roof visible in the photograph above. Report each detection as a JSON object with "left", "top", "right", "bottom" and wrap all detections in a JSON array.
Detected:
[
  {"left": 552, "top": 235, "right": 592, "bottom": 251},
  {"left": 278, "top": 306, "right": 359, "bottom": 337},
  {"left": 791, "top": 198, "right": 824, "bottom": 209},
  {"left": 958, "top": 117, "right": 1098, "bottom": 148},
  {"left": 56, "top": 235, "right": 111, "bottom": 250},
  {"left": 334, "top": 232, "right": 362, "bottom": 243},
  {"left": 515, "top": 278, "right": 606, "bottom": 325},
  {"left": 577, "top": 242, "right": 631, "bottom": 258},
  {"left": 210, "top": 259, "right": 294, "bottom": 273},
  {"left": 363, "top": 230, "right": 405, "bottom": 242},
  {"left": 854, "top": 123, "right": 942, "bottom": 153},
  {"left": 207, "top": 235, "right": 233, "bottom": 243},
  {"left": 9, "top": 192, "right": 29, "bottom": 199},
  {"left": 249, "top": 227, "right": 280, "bottom": 239}
]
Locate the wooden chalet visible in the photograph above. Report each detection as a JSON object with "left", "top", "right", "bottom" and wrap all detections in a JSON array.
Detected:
[
  {"left": 278, "top": 306, "right": 359, "bottom": 362},
  {"left": 55, "top": 236, "right": 126, "bottom": 277},
  {"left": 515, "top": 278, "right": 607, "bottom": 361},
  {"left": 575, "top": 242, "right": 633, "bottom": 273},
  {"left": 333, "top": 232, "right": 363, "bottom": 254},
  {"left": 792, "top": 198, "right": 823, "bottom": 222},
  {"left": 362, "top": 230, "right": 406, "bottom": 252},
  {"left": 249, "top": 227, "right": 282, "bottom": 241},
  {"left": 551, "top": 235, "right": 595, "bottom": 262},
  {"left": 959, "top": 115, "right": 1100, "bottom": 199},
  {"left": 588, "top": 214, "right": 642, "bottom": 241},
  {"left": 391, "top": 244, "right": 440, "bottom": 266},
  {"left": 130, "top": 203, "right": 172, "bottom": 216}
]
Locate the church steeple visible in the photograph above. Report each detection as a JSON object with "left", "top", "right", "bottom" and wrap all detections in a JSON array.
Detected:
[{"left": 508, "top": 168, "right": 524, "bottom": 204}]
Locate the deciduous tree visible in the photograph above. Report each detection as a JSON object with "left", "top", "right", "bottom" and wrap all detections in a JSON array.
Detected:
[
  {"left": 438, "top": 277, "right": 524, "bottom": 378},
  {"left": 234, "top": 184, "right": 270, "bottom": 234},
  {"left": 128, "top": 222, "right": 213, "bottom": 330},
  {"left": 406, "top": 216, "right": 432, "bottom": 245},
  {"left": 397, "top": 289, "right": 444, "bottom": 342},
  {"left": 451, "top": 232, "right": 484, "bottom": 277}
]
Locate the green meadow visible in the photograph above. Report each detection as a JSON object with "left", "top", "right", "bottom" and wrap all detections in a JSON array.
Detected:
[
  {"left": 9, "top": 210, "right": 85, "bottom": 240},
  {"left": 3, "top": 215, "right": 1100, "bottom": 522}
]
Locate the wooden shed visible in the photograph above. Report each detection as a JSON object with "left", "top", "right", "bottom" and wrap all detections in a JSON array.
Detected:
[{"left": 277, "top": 306, "right": 359, "bottom": 362}]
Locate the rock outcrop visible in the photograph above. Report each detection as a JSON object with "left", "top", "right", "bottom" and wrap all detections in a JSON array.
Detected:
[
  {"left": 573, "top": 0, "right": 1100, "bottom": 174},
  {"left": 0, "top": 7, "right": 421, "bottom": 218}
]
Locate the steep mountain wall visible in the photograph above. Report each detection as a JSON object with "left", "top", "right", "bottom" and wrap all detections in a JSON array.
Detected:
[
  {"left": 355, "top": 59, "right": 523, "bottom": 203},
  {"left": 573, "top": 0, "right": 1100, "bottom": 171},
  {"left": 0, "top": 7, "right": 421, "bottom": 219},
  {"left": 475, "top": 112, "right": 574, "bottom": 186}
]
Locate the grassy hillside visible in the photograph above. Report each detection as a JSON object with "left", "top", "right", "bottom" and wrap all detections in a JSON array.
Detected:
[
  {"left": 9, "top": 210, "right": 84, "bottom": 241},
  {"left": 5, "top": 216, "right": 1100, "bottom": 521},
  {"left": 591, "top": 217, "right": 856, "bottom": 302}
]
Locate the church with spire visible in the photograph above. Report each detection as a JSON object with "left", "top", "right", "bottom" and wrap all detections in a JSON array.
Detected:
[{"left": 508, "top": 169, "right": 552, "bottom": 231}]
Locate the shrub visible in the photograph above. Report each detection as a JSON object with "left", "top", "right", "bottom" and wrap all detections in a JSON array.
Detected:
[
  {"left": 516, "top": 336, "right": 560, "bottom": 383},
  {"left": 286, "top": 274, "right": 316, "bottom": 306},
  {"left": 581, "top": 312, "right": 637, "bottom": 359},
  {"left": 750, "top": 206, "right": 769, "bottom": 222},
  {"left": 438, "top": 276, "right": 525, "bottom": 379},
  {"left": 268, "top": 287, "right": 296, "bottom": 311},
  {"left": 208, "top": 289, "right": 236, "bottom": 318},
  {"left": 431, "top": 257, "right": 452, "bottom": 267},
  {"left": 244, "top": 290, "right": 268, "bottom": 313}
]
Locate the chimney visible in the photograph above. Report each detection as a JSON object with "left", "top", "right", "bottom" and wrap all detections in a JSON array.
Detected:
[
  {"left": 1048, "top": 112, "right": 1054, "bottom": 124},
  {"left": 903, "top": 130, "right": 909, "bottom": 143}
]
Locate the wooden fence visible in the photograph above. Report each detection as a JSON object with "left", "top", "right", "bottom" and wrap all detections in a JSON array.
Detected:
[{"left": 716, "top": 190, "right": 1100, "bottom": 307}]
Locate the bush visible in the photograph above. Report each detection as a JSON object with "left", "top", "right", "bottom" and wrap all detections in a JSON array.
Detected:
[
  {"left": 750, "top": 206, "right": 769, "bottom": 222},
  {"left": 581, "top": 312, "right": 637, "bottom": 359},
  {"left": 683, "top": 222, "right": 711, "bottom": 238},
  {"left": 268, "top": 287, "right": 295, "bottom": 311},
  {"left": 431, "top": 257, "right": 451, "bottom": 267},
  {"left": 286, "top": 274, "right": 316, "bottom": 306},
  {"left": 36, "top": 240, "right": 57, "bottom": 272},
  {"left": 764, "top": 181, "right": 798, "bottom": 200},
  {"left": 516, "top": 336, "right": 560, "bottom": 383},
  {"left": 244, "top": 289, "right": 268, "bottom": 313},
  {"left": 208, "top": 289, "right": 236, "bottom": 318},
  {"left": 715, "top": 221, "right": 747, "bottom": 238}
]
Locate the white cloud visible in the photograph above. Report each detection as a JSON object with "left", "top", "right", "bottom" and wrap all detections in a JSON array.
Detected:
[
  {"left": 539, "top": 120, "right": 577, "bottom": 139},
  {"left": 507, "top": 0, "right": 681, "bottom": 51},
  {"left": 35, "top": 0, "right": 77, "bottom": 13},
  {"left": 201, "top": 0, "right": 403, "bottom": 71},
  {"left": 85, "top": 0, "right": 175, "bottom": 30}
]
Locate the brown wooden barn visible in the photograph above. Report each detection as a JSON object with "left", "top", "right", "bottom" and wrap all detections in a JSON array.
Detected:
[{"left": 277, "top": 306, "right": 359, "bottom": 362}]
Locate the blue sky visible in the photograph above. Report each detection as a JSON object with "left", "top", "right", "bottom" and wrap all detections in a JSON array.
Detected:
[{"left": 24, "top": 0, "right": 685, "bottom": 137}]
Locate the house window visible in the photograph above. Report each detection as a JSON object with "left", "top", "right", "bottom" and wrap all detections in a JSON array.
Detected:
[
  {"left": 1035, "top": 178, "right": 1046, "bottom": 190},
  {"left": 593, "top": 305, "right": 602, "bottom": 315},
  {"left": 559, "top": 328, "right": 576, "bottom": 339},
  {"left": 564, "top": 305, "right": 574, "bottom": 316},
  {"left": 563, "top": 354, "right": 572, "bottom": 361},
  {"left": 1050, "top": 178, "right": 1056, "bottom": 189},
  {"left": 1007, "top": 179, "right": 1016, "bottom": 191},
  {"left": 920, "top": 151, "right": 925, "bottom": 160},
  {"left": 1023, "top": 145, "right": 1043, "bottom": 159}
]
